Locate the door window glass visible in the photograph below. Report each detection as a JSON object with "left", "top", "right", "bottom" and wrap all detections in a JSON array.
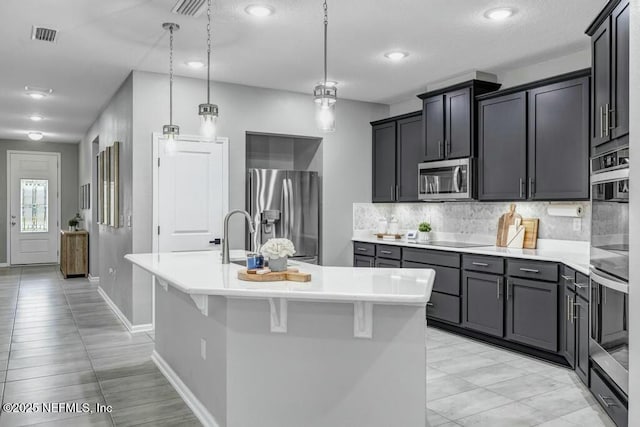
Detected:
[{"left": 20, "top": 179, "right": 48, "bottom": 232}]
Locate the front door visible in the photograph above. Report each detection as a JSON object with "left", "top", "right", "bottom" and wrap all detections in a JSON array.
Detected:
[
  {"left": 9, "top": 152, "right": 60, "bottom": 264},
  {"left": 156, "top": 137, "right": 228, "bottom": 252}
]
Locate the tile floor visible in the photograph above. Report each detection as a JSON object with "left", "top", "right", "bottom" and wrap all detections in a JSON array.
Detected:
[
  {"left": 0, "top": 265, "right": 616, "bottom": 427},
  {"left": 426, "top": 327, "right": 615, "bottom": 427}
]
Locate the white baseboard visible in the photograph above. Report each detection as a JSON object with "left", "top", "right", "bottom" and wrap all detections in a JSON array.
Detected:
[
  {"left": 152, "top": 350, "right": 219, "bottom": 427},
  {"left": 97, "top": 286, "right": 153, "bottom": 333},
  {"left": 0, "top": 263, "right": 9, "bottom": 268},
  {"left": 88, "top": 274, "right": 100, "bottom": 283}
]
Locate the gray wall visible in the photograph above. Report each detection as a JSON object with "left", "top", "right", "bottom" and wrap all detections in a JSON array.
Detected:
[
  {"left": 0, "top": 139, "right": 78, "bottom": 264},
  {"left": 131, "top": 70, "right": 388, "bottom": 268},
  {"left": 78, "top": 74, "right": 144, "bottom": 324},
  {"left": 628, "top": 0, "right": 639, "bottom": 423}
]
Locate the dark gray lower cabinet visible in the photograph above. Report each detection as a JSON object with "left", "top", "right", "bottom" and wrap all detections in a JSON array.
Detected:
[
  {"left": 353, "top": 255, "right": 374, "bottom": 267},
  {"left": 427, "top": 292, "right": 461, "bottom": 324},
  {"left": 506, "top": 277, "right": 558, "bottom": 352},
  {"left": 404, "top": 261, "right": 460, "bottom": 295},
  {"left": 575, "top": 295, "right": 589, "bottom": 385},
  {"left": 561, "top": 284, "right": 577, "bottom": 368},
  {"left": 462, "top": 272, "right": 504, "bottom": 338},
  {"left": 375, "top": 258, "right": 401, "bottom": 268},
  {"left": 591, "top": 368, "right": 628, "bottom": 427}
]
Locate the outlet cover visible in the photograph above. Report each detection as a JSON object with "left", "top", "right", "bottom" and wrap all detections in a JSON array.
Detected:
[{"left": 200, "top": 338, "right": 206, "bottom": 360}]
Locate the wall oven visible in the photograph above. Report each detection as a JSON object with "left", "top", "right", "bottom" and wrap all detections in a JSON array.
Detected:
[
  {"left": 590, "top": 147, "right": 629, "bottom": 396},
  {"left": 418, "top": 158, "right": 473, "bottom": 201}
]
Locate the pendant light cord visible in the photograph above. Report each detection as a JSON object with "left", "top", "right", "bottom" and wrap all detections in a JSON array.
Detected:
[
  {"left": 207, "top": 0, "right": 212, "bottom": 104},
  {"left": 169, "top": 25, "right": 174, "bottom": 126},
  {"left": 323, "top": 0, "right": 328, "bottom": 86}
]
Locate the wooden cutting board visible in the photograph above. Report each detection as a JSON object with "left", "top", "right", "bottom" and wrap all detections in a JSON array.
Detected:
[
  {"left": 522, "top": 218, "right": 539, "bottom": 249},
  {"left": 496, "top": 204, "right": 522, "bottom": 247},
  {"left": 237, "top": 268, "right": 311, "bottom": 283}
]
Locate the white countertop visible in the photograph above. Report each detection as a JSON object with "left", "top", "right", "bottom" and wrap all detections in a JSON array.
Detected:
[
  {"left": 352, "top": 234, "right": 590, "bottom": 275},
  {"left": 125, "top": 251, "right": 435, "bottom": 305}
]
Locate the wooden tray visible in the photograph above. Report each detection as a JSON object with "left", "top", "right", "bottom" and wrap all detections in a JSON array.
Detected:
[
  {"left": 375, "top": 233, "right": 403, "bottom": 239},
  {"left": 522, "top": 218, "right": 539, "bottom": 249},
  {"left": 237, "top": 268, "right": 311, "bottom": 283}
]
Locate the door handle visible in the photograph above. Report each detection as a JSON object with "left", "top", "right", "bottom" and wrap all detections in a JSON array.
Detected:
[
  {"left": 519, "top": 178, "right": 524, "bottom": 198},
  {"left": 609, "top": 106, "right": 616, "bottom": 130},
  {"left": 496, "top": 278, "right": 501, "bottom": 299},
  {"left": 604, "top": 103, "right": 610, "bottom": 137},
  {"left": 600, "top": 105, "right": 605, "bottom": 138},
  {"left": 598, "top": 394, "right": 619, "bottom": 408},
  {"left": 438, "top": 141, "right": 443, "bottom": 158}
]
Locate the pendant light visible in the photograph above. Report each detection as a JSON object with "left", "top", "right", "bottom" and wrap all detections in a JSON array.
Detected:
[
  {"left": 313, "top": 0, "right": 336, "bottom": 132},
  {"left": 199, "top": 0, "right": 219, "bottom": 141},
  {"left": 162, "top": 22, "right": 180, "bottom": 147}
]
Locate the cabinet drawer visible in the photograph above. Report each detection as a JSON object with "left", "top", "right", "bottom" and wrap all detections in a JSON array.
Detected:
[
  {"left": 590, "top": 369, "right": 628, "bottom": 427},
  {"left": 427, "top": 292, "right": 460, "bottom": 324},
  {"left": 353, "top": 255, "right": 374, "bottom": 268},
  {"left": 574, "top": 272, "right": 589, "bottom": 301},
  {"left": 463, "top": 254, "right": 504, "bottom": 275},
  {"left": 353, "top": 242, "right": 375, "bottom": 257},
  {"left": 375, "top": 258, "right": 401, "bottom": 268},
  {"left": 403, "top": 261, "right": 460, "bottom": 296},
  {"left": 403, "top": 248, "right": 460, "bottom": 268},
  {"left": 507, "top": 259, "right": 558, "bottom": 282},
  {"left": 376, "top": 245, "right": 402, "bottom": 260},
  {"left": 561, "top": 265, "right": 576, "bottom": 292}
]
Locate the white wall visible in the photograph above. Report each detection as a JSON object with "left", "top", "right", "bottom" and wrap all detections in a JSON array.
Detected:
[
  {"left": 389, "top": 49, "right": 591, "bottom": 116},
  {"left": 131, "top": 71, "right": 388, "bottom": 267},
  {"left": 628, "top": 0, "right": 639, "bottom": 423}
]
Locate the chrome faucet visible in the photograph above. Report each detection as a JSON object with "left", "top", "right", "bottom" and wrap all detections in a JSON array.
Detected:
[{"left": 222, "top": 210, "right": 256, "bottom": 264}]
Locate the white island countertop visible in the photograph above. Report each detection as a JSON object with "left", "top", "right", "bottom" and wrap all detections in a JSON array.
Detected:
[
  {"left": 352, "top": 235, "right": 590, "bottom": 275},
  {"left": 125, "top": 251, "right": 434, "bottom": 305}
]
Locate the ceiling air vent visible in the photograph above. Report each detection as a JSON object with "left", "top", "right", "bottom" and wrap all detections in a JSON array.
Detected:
[
  {"left": 171, "top": 0, "right": 206, "bottom": 17},
  {"left": 31, "top": 26, "right": 58, "bottom": 43}
]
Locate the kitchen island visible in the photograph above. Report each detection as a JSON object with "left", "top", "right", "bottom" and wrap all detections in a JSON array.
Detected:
[{"left": 126, "top": 251, "right": 435, "bottom": 427}]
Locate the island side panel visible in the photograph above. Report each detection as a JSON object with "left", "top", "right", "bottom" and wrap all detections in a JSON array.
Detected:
[
  {"left": 225, "top": 299, "right": 426, "bottom": 427},
  {"left": 154, "top": 284, "right": 228, "bottom": 426}
]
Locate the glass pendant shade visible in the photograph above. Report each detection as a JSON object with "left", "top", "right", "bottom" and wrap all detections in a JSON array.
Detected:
[
  {"left": 314, "top": 83, "right": 337, "bottom": 132},
  {"left": 199, "top": 103, "right": 218, "bottom": 141}
]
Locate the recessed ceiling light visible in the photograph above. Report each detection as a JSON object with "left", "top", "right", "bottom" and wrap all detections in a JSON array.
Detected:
[
  {"left": 186, "top": 60, "right": 205, "bottom": 69},
  {"left": 245, "top": 4, "right": 274, "bottom": 17},
  {"left": 25, "top": 86, "right": 53, "bottom": 99},
  {"left": 384, "top": 51, "right": 409, "bottom": 61},
  {"left": 29, "top": 115, "right": 44, "bottom": 122},
  {"left": 484, "top": 7, "right": 516, "bottom": 21},
  {"left": 27, "top": 132, "right": 44, "bottom": 141}
]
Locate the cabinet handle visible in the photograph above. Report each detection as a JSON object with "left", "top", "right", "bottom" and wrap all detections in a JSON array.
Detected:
[
  {"left": 519, "top": 268, "right": 539, "bottom": 273},
  {"left": 604, "top": 103, "right": 610, "bottom": 137},
  {"left": 426, "top": 302, "right": 434, "bottom": 307},
  {"left": 357, "top": 248, "right": 368, "bottom": 252},
  {"left": 496, "top": 278, "right": 501, "bottom": 299},
  {"left": 561, "top": 275, "right": 575, "bottom": 282},
  {"left": 574, "top": 282, "right": 588, "bottom": 289},
  {"left": 528, "top": 177, "right": 535, "bottom": 198},
  {"left": 600, "top": 105, "right": 605, "bottom": 138},
  {"left": 570, "top": 296, "right": 575, "bottom": 324},
  {"left": 473, "top": 262, "right": 489, "bottom": 267},
  {"left": 445, "top": 139, "right": 450, "bottom": 156},
  {"left": 519, "top": 178, "right": 524, "bottom": 198},
  {"left": 438, "top": 141, "right": 443, "bottom": 158},
  {"left": 566, "top": 296, "right": 571, "bottom": 322},
  {"left": 598, "top": 394, "right": 619, "bottom": 408},
  {"left": 506, "top": 279, "right": 510, "bottom": 300},
  {"left": 380, "top": 250, "right": 392, "bottom": 255},
  {"left": 573, "top": 302, "right": 580, "bottom": 321},
  {"left": 609, "top": 106, "right": 616, "bottom": 130}
]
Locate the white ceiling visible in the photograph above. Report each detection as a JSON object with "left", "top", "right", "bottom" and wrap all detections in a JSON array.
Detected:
[{"left": 0, "top": 0, "right": 605, "bottom": 143}]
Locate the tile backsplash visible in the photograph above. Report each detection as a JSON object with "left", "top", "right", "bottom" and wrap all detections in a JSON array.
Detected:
[{"left": 354, "top": 201, "right": 591, "bottom": 242}]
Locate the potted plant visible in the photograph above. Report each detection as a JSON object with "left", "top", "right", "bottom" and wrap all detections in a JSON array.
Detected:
[
  {"left": 418, "top": 222, "right": 431, "bottom": 242},
  {"left": 260, "top": 238, "right": 296, "bottom": 272},
  {"left": 68, "top": 218, "right": 79, "bottom": 231}
]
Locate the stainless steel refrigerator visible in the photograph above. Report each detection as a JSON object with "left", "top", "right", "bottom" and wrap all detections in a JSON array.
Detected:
[{"left": 246, "top": 169, "right": 319, "bottom": 263}]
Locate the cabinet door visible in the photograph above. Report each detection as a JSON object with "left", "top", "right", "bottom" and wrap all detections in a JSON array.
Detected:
[
  {"left": 611, "top": 0, "right": 630, "bottom": 140},
  {"left": 372, "top": 122, "right": 397, "bottom": 202},
  {"left": 462, "top": 272, "right": 504, "bottom": 337},
  {"left": 600, "top": 285, "right": 627, "bottom": 345},
  {"left": 560, "top": 285, "right": 576, "bottom": 368},
  {"left": 396, "top": 115, "right": 423, "bottom": 201},
  {"left": 478, "top": 92, "right": 527, "bottom": 201},
  {"left": 353, "top": 255, "right": 374, "bottom": 268},
  {"left": 591, "top": 19, "right": 611, "bottom": 149},
  {"left": 575, "top": 296, "right": 589, "bottom": 385},
  {"left": 505, "top": 277, "right": 558, "bottom": 352},
  {"left": 528, "top": 77, "right": 589, "bottom": 200},
  {"left": 423, "top": 95, "right": 445, "bottom": 161},
  {"left": 375, "top": 258, "right": 401, "bottom": 268},
  {"left": 445, "top": 88, "right": 472, "bottom": 159}
]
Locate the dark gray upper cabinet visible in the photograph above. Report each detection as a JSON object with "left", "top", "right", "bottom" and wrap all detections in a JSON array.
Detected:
[
  {"left": 371, "top": 121, "right": 397, "bottom": 202},
  {"left": 575, "top": 295, "right": 590, "bottom": 385},
  {"left": 371, "top": 112, "right": 422, "bottom": 202},
  {"left": 528, "top": 77, "right": 590, "bottom": 200},
  {"left": 560, "top": 284, "right": 577, "bottom": 368},
  {"left": 418, "top": 80, "right": 501, "bottom": 162},
  {"left": 587, "top": 0, "right": 630, "bottom": 154},
  {"left": 505, "top": 277, "right": 558, "bottom": 352},
  {"left": 396, "top": 115, "right": 423, "bottom": 201},
  {"left": 478, "top": 92, "right": 527, "bottom": 201},
  {"left": 423, "top": 96, "right": 445, "bottom": 161},
  {"left": 462, "top": 271, "right": 504, "bottom": 338},
  {"left": 446, "top": 88, "right": 472, "bottom": 159}
]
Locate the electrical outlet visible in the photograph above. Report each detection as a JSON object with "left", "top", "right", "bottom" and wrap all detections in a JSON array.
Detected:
[
  {"left": 200, "top": 338, "right": 206, "bottom": 360},
  {"left": 573, "top": 218, "right": 581, "bottom": 232}
]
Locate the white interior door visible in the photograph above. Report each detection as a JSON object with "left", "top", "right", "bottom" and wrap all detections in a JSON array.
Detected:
[
  {"left": 8, "top": 152, "right": 60, "bottom": 264},
  {"left": 156, "top": 137, "right": 228, "bottom": 252}
]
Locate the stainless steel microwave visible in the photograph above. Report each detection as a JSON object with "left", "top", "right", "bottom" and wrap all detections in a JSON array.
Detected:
[{"left": 418, "top": 158, "right": 473, "bottom": 201}]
